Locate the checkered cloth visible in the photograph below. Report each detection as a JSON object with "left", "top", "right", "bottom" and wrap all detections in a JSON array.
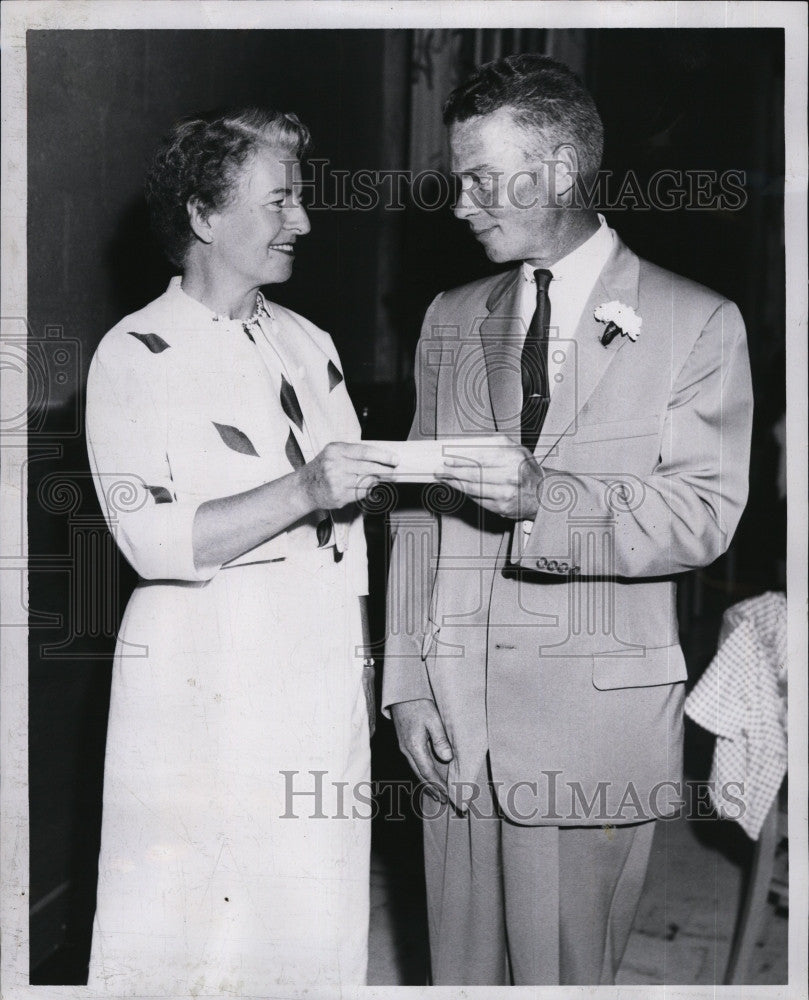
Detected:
[{"left": 685, "top": 592, "right": 787, "bottom": 839}]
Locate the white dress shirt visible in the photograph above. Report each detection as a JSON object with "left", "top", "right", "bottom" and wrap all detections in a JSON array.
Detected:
[
  {"left": 517, "top": 213, "right": 615, "bottom": 397},
  {"left": 517, "top": 215, "right": 614, "bottom": 535}
]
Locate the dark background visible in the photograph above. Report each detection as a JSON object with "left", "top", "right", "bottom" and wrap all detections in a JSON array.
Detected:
[{"left": 27, "top": 28, "right": 785, "bottom": 981}]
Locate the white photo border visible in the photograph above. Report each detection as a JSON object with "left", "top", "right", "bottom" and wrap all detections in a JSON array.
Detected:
[{"left": 2, "top": 3, "right": 806, "bottom": 998}]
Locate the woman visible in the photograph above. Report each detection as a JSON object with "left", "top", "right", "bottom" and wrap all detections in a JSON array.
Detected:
[{"left": 85, "top": 107, "right": 396, "bottom": 993}]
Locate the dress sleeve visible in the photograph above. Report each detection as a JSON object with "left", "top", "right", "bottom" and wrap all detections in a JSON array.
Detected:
[{"left": 85, "top": 343, "right": 221, "bottom": 582}]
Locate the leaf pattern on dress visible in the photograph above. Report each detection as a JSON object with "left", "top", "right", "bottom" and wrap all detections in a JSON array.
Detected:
[
  {"left": 126, "top": 331, "right": 171, "bottom": 353},
  {"left": 316, "top": 517, "right": 332, "bottom": 547},
  {"left": 146, "top": 485, "right": 174, "bottom": 504},
  {"left": 327, "top": 359, "right": 344, "bottom": 391},
  {"left": 280, "top": 375, "right": 304, "bottom": 431},
  {"left": 284, "top": 428, "right": 306, "bottom": 469},
  {"left": 212, "top": 422, "right": 259, "bottom": 457}
]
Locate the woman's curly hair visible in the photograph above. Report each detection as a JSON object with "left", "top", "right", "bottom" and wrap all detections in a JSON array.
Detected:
[{"left": 144, "top": 107, "right": 311, "bottom": 268}]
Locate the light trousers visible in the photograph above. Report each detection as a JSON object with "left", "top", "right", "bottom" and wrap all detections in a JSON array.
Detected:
[{"left": 422, "top": 758, "right": 656, "bottom": 985}]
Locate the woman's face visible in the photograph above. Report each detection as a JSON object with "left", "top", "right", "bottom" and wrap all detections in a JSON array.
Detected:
[{"left": 205, "top": 144, "right": 310, "bottom": 288}]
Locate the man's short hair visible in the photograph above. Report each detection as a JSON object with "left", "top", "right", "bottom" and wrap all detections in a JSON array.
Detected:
[
  {"left": 443, "top": 54, "right": 604, "bottom": 182},
  {"left": 145, "top": 107, "right": 311, "bottom": 268}
]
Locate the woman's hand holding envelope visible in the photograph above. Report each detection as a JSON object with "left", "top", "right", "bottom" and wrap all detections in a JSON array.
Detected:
[{"left": 365, "top": 436, "right": 543, "bottom": 520}]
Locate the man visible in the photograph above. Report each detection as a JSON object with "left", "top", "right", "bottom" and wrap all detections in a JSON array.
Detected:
[{"left": 382, "top": 55, "right": 752, "bottom": 985}]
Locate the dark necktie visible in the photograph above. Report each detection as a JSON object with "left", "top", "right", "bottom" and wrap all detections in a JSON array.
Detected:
[{"left": 520, "top": 268, "right": 553, "bottom": 453}]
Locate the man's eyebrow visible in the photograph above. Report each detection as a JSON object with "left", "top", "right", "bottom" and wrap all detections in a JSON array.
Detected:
[
  {"left": 451, "top": 164, "right": 489, "bottom": 176},
  {"left": 263, "top": 187, "right": 292, "bottom": 197}
]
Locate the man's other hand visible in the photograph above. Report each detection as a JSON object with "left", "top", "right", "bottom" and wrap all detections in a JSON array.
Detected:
[{"left": 390, "top": 698, "right": 454, "bottom": 801}]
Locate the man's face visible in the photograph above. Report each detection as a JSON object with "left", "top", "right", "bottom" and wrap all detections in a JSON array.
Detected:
[
  {"left": 449, "top": 107, "right": 557, "bottom": 264},
  {"left": 207, "top": 146, "right": 310, "bottom": 288}
]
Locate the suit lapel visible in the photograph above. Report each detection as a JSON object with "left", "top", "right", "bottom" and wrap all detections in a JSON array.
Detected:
[
  {"left": 473, "top": 236, "right": 641, "bottom": 449},
  {"left": 479, "top": 270, "right": 525, "bottom": 434},
  {"left": 534, "top": 235, "right": 641, "bottom": 463}
]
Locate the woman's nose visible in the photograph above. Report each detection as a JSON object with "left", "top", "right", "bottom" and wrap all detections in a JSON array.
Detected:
[{"left": 285, "top": 202, "right": 311, "bottom": 236}]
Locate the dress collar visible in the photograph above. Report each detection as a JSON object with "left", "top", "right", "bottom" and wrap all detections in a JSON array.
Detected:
[{"left": 166, "top": 275, "right": 275, "bottom": 326}]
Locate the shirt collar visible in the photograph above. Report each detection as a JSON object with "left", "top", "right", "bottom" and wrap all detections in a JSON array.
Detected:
[
  {"left": 520, "top": 213, "right": 614, "bottom": 286},
  {"left": 166, "top": 276, "right": 275, "bottom": 325}
]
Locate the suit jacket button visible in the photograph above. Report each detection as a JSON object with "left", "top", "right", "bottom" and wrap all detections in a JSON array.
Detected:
[
  {"left": 572, "top": 565, "right": 581, "bottom": 573},
  {"left": 547, "top": 560, "right": 558, "bottom": 571},
  {"left": 536, "top": 557, "right": 547, "bottom": 569},
  {"left": 560, "top": 562, "right": 569, "bottom": 572}
]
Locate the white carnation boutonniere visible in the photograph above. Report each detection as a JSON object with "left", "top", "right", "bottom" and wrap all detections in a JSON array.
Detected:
[{"left": 594, "top": 300, "right": 642, "bottom": 347}]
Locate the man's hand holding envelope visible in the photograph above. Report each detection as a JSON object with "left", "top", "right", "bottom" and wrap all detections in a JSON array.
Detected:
[{"left": 365, "top": 436, "right": 543, "bottom": 521}]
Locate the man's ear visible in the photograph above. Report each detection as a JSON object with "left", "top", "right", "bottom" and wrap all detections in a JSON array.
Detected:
[
  {"left": 187, "top": 196, "right": 215, "bottom": 245},
  {"left": 549, "top": 143, "right": 580, "bottom": 202}
]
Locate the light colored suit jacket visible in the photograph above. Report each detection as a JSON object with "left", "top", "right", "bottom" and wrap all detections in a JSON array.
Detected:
[{"left": 382, "top": 235, "right": 753, "bottom": 825}]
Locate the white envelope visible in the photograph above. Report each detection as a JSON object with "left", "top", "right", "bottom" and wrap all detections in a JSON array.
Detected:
[{"left": 365, "top": 437, "right": 502, "bottom": 481}]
